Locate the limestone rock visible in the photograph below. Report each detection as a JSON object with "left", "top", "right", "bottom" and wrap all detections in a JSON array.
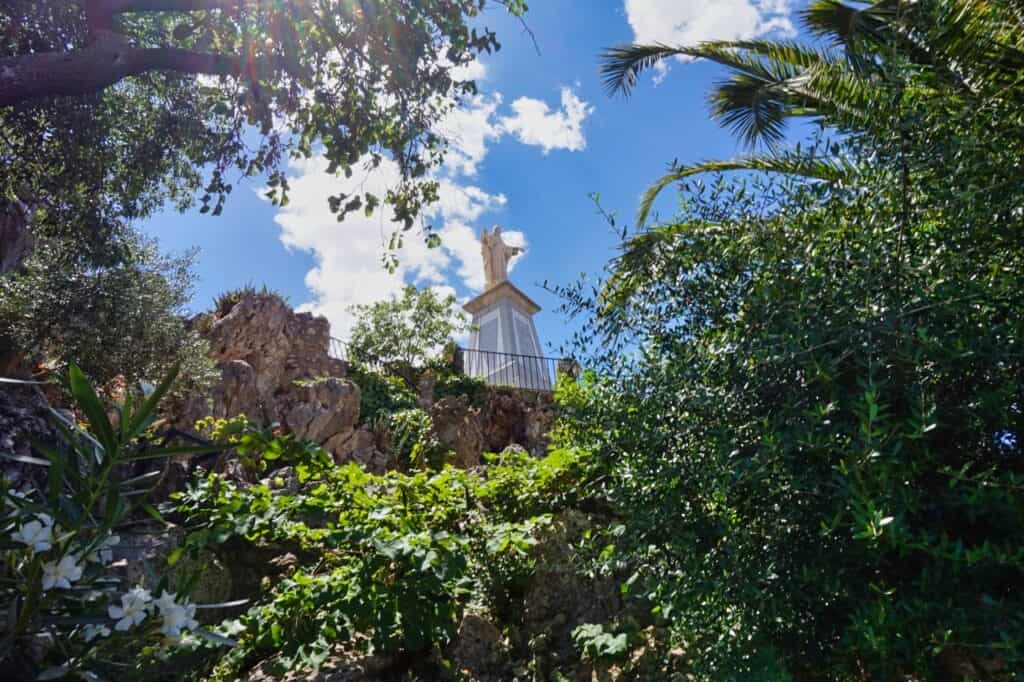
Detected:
[
  {"left": 500, "top": 443, "right": 529, "bottom": 458},
  {"left": 0, "top": 384, "right": 57, "bottom": 492},
  {"left": 116, "top": 530, "right": 232, "bottom": 611},
  {"left": 211, "top": 359, "right": 261, "bottom": 419},
  {"left": 525, "top": 511, "right": 622, "bottom": 671},
  {"left": 206, "top": 293, "right": 294, "bottom": 398},
  {"left": 480, "top": 388, "right": 556, "bottom": 457},
  {"left": 205, "top": 292, "right": 345, "bottom": 405},
  {"left": 450, "top": 614, "right": 506, "bottom": 678},
  {"left": 416, "top": 370, "right": 436, "bottom": 408},
  {"left": 430, "top": 396, "right": 483, "bottom": 468},
  {"left": 282, "top": 378, "right": 360, "bottom": 445}
]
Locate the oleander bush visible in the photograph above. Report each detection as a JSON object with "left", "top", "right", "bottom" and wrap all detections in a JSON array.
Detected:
[{"left": 0, "top": 364, "right": 231, "bottom": 680}]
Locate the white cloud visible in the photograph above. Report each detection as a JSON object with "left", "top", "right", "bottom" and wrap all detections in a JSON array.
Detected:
[
  {"left": 451, "top": 58, "right": 488, "bottom": 83},
  {"left": 497, "top": 87, "right": 593, "bottom": 153},
  {"left": 270, "top": 155, "right": 524, "bottom": 340},
  {"left": 623, "top": 0, "right": 796, "bottom": 79},
  {"left": 269, "top": 82, "right": 579, "bottom": 339},
  {"left": 436, "top": 94, "right": 503, "bottom": 177},
  {"left": 438, "top": 86, "right": 593, "bottom": 173}
]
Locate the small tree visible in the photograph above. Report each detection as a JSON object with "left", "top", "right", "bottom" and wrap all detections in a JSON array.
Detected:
[
  {"left": 347, "top": 285, "right": 467, "bottom": 367},
  {"left": 0, "top": 228, "right": 216, "bottom": 394}
]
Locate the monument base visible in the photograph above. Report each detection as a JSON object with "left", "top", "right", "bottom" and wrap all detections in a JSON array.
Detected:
[{"left": 462, "top": 280, "right": 550, "bottom": 389}]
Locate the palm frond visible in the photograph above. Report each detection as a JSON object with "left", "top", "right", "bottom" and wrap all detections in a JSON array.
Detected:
[
  {"left": 929, "top": 0, "right": 1024, "bottom": 88},
  {"left": 601, "top": 221, "right": 703, "bottom": 311},
  {"left": 801, "top": 0, "right": 898, "bottom": 47},
  {"left": 637, "top": 155, "right": 855, "bottom": 227},
  {"left": 599, "top": 43, "right": 695, "bottom": 96}
]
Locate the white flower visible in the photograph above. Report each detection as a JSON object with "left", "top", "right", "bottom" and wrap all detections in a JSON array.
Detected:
[
  {"left": 81, "top": 623, "right": 111, "bottom": 642},
  {"left": 4, "top": 487, "right": 29, "bottom": 507},
  {"left": 12, "top": 515, "right": 54, "bottom": 553},
  {"left": 86, "top": 534, "right": 120, "bottom": 564},
  {"left": 41, "top": 554, "right": 83, "bottom": 590},
  {"left": 153, "top": 590, "right": 177, "bottom": 614},
  {"left": 108, "top": 587, "right": 152, "bottom": 631},
  {"left": 159, "top": 601, "right": 198, "bottom": 639}
]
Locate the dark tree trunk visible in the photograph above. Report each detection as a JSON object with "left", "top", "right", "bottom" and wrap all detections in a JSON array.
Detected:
[{"left": 0, "top": 199, "right": 33, "bottom": 275}]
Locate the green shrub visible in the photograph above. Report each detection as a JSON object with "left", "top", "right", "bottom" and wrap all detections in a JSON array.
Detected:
[
  {"left": 211, "top": 284, "right": 289, "bottom": 319},
  {"left": 434, "top": 371, "right": 488, "bottom": 407},
  {"left": 174, "top": 448, "right": 591, "bottom": 679},
  {"left": 554, "top": 163, "right": 1024, "bottom": 678},
  {"left": 384, "top": 407, "right": 446, "bottom": 468},
  {"left": 346, "top": 363, "right": 418, "bottom": 424},
  {"left": 196, "top": 414, "right": 333, "bottom": 480},
  {"left": 0, "top": 231, "right": 217, "bottom": 400},
  {"left": 347, "top": 285, "right": 468, "bottom": 367}
]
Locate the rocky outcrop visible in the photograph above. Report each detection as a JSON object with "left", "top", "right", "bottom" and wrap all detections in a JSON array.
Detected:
[
  {"left": 180, "top": 293, "right": 360, "bottom": 462},
  {"left": 0, "top": 383, "right": 57, "bottom": 492},
  {"left": 480, "top": 388, "right": 556, "bottom": 457},
  {"left": 205, "top": 293, "right": 345, "bottom": 401},
  {"left": 282, "top": 378, "right": 360, "bottom": 447},
  {"left": 525, "top": 511, "right": 623, "bottom": 676},
  {"left": 449, "top": 614, "right": 507, "bottom": 679},
  {"left": 430, "top": 396, "right": 484, "bottom": 468},
  {"left": 174, "top": 292, "right": 560, "bottom": 472}
]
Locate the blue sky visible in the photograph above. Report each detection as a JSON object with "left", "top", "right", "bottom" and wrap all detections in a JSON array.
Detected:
[{"left": 143, "top": 0, "right": 805, "bottom": 355}]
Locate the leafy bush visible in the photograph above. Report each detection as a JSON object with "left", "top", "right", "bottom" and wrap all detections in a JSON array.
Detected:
[
  {"left": 196, "top": 414, "right": 333, "bottom": 480},
  {"left": 346, "top": 363, "right": 418, "bottom": 424},
  {"left": 347, "top": 285, "right": 468, "bottom": 367},
  {"left": 0, "top": 363, "right": 229, "bottom": 679},
  {"left": 211, "top": 284, "right": 289, "bottom": 319},
  {"left": 555, "top": 159, "right": 1024, "bottom": 678},
  {"left": 434, "top": 371, "right": 489, "bottom": 407},
  {"left": 384, "top": 407, "right": 446, "bottom": 468},
  {"left": 173, "top": 447, "right": 591, "bottom": 678}
]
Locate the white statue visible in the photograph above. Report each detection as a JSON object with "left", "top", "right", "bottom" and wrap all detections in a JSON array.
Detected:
[{"left": 480, "top": 226, "right": 523, "bottom": 289}]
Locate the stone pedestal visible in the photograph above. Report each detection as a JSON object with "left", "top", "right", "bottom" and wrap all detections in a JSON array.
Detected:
[{"left": 462, "top": 281, "right": 550, "bottom": 389}]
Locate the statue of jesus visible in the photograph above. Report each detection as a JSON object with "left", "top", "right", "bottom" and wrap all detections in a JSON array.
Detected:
[{"left": 480, "top": 226, "right": 523, "bottom": 289}]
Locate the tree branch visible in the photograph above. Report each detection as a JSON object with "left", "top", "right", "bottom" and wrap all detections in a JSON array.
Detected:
[
  {"left": 107, "top": 0, "right": 241, "bottom": 13},
  {"left": 0, "top": 32, "right": 241, "bottom": 107}
]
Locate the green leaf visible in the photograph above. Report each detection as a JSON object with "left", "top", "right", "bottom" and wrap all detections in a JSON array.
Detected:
[{"left": 68, "top": 363, "right": 116, "bottom": 453}]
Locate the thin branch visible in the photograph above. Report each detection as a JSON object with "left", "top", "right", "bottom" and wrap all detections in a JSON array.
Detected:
[{"left": 108, "top": 0, "right": 241, "bottom": 13}]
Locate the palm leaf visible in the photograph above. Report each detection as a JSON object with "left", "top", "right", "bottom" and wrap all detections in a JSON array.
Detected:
[
  {"left": 637, "top": 155, "right": 855, "bottom": 227},
  {"left": 599, "top": 43, "right": 696, "bottom": 96},
  {"left": 801, "top": 0, "right": 898, "bottom": 48}
]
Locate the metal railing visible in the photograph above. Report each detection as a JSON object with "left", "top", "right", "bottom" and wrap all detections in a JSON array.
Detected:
[
  {"left": 330, "top": 338, "right": 575, "bottom": 392},
  {"left": 455, "top": 347, "right": 568, "bottom": 391},
  {"left": 329, "top": 337, "right": 347, "bottom": 361}
]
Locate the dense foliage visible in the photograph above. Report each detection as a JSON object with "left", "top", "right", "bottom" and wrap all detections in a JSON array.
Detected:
[
  {"left": 550, "top": 0, "right": 1024, "bottom": 677},
  {"left": 1, "top": 0, "right": 526, "bottom": 244},
  {"left": 347, "top": 284, "right": 469, "bottom": 367},
  {"left": 0, "top": 364, "right": 226, "bottom": 680},
  {"left": 0, "top": 229, "right": 216, "bottom": 393},
  {"left": 173, "top": 446, "right": 589, "bottom": 679}
]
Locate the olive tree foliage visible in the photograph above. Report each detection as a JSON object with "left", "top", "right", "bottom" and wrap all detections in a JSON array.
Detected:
[
  {"left": 1, "top": 0, "right": 528, "bottom": 261},
  {"left": 548, "top": 0, "right": 1024, "bottom": 678},
  {"left": 0, "top": 0, "right": 523, "bottom": 385},
  {"left": 0, "top": 229, "right": 217, "bottom": 395},
  {"left": 347, "top": 284, "right": 467, "bottom": 367}
]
